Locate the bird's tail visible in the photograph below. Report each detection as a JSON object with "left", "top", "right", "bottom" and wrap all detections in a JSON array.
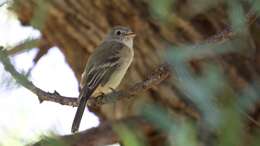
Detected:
[{"left": 71, "top": 86, "right": 93, "bottom": 133}]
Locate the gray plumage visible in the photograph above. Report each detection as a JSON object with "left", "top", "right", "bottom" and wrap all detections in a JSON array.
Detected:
[{"left": 71, "top": 26, "right": 135, "bottom": 133}]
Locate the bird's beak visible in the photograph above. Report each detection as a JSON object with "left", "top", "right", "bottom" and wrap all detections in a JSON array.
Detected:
[{"left": 126, "top": 32, "right": 136, "bottom": 37}]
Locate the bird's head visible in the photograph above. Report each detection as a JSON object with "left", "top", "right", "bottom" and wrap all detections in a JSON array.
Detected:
[{"left": 106, "top": 26, "right": 136, "bottom": 48}]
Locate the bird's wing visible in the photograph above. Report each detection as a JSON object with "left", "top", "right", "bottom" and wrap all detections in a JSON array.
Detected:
[{"left": 82, "top": 41, "right": 125, "bottom": 89}]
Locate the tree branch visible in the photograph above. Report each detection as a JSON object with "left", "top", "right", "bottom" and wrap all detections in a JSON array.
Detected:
[
  {"left": 32, "top": 117, "right": 155, "bottom": 146},
  {"left": 87, "top": 63, "right": 171, "bottom": 107},
  {"left": 6, "top": 39, "right": 40, "bottom": 56},
  {"left": 0, "top": 46, "right": 170, "bottom": 108}
]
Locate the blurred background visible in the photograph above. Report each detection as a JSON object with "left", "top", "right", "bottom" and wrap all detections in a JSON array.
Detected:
[
  {"left": 0, "top": 1, "right": 99, "bottom": 145},
  {"left": 0, "top": 0, "right": 260, "bottom": 146}
]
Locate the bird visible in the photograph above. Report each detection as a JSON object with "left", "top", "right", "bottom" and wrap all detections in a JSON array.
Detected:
[{"left": 71, "top": 26, "right": 136, "bottom": 133}]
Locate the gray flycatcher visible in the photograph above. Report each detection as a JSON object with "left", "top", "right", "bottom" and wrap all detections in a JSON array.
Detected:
[{"left": 71, "top": 26, "right": 135, "bottom": 133}]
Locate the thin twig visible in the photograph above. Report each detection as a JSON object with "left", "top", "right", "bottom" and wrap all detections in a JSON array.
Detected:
[{"left": 6, "top": 39, "right": 40, "bottom": 56}]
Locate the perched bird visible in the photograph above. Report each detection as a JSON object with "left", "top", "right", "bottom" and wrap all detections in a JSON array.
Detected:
[{"left": 71, "top": 26, "right": 135, "bottom": 133}]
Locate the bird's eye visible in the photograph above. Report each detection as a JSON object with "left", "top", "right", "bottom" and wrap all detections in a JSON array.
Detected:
[{"left": 116, "top": 30, "right": 121, "bottom": 35}]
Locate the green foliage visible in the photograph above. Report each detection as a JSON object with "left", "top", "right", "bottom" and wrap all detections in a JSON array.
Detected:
[
  {"left": 114, "top": 124, "right": 145, "bottom": 146},
  {"left": 135, "top": 0, "right": 260, "bottom": 146},
  {"left": 149, "top": 0, "right": 175, "bottom": 20},
  {"left": 141, "top": 104, "right": 177, "bottom": 132},
  {"left": 32, "top": 134, "right": 68, "bottom": 146},
  {"left": 141, "top": 104, "right": 199, "bottom": 146},
  {"left": 11, "top": 0, "right": 50, "bottom": 30},
  {"left": 251, "top": 129, "right": 260, "bottom": 146},
  {"left": 252, "top": 0, "right": 260, "bottom": 14},
  {"left": 228, "top": 0, "right": 247, "bottom": 34},
  {"left": 218, "top": 106, "right": 243, "bottom": 146},
  {"left": 30, "top": 0, "right": 50, "bottom": 30}
]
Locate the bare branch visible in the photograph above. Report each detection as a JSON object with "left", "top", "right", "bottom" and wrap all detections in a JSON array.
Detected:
[
  {"left": 0, "top": 49, "right": 198, "bottom": 119},
  {"left": 0, "top": 46, "right": 170, "bottom": 108},
  {"left": 0, "top": 46, "right": 76, "bottom": 105},
  {"left": 31, "top": 117, "right": 155, "bottom": 146},
  {"left": 87, "top": 63, "right": 170, "bottom": 107},
  {"left": 6, "top": 39, "right": 41, "bottom": 56}
]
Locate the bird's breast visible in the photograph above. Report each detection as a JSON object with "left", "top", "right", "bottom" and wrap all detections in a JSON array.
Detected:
[{"left": 95, "top": 47, "right": 134, "bottom": 95}]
